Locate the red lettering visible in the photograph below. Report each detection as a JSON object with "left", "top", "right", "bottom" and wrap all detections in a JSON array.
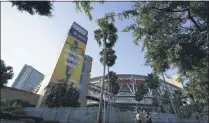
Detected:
[{"left": 118, "top": 79, "right": 145, "bottom": 84}]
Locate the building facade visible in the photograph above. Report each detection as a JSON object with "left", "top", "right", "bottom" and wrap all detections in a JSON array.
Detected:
[
  {"left": 40, "top": 54, "right": 92, "bottom": 107},
  {"left": 11, "top": 64, "right": 44, "bottom": 93},
  {"left": 87, "top": 74, "right": 182, "bottom": 108},
  {"left": 40, "top": 22, "right": 92, "bottom": 107}
]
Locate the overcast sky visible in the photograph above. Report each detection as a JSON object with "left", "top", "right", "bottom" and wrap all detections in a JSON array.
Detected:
[{"left": 1, "top": 2, "right": 177, "bottom": 87}]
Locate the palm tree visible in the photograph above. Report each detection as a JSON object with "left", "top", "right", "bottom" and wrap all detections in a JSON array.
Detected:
[
  {"left": 94, "top": 18, "right": 118, "bottom": 123},
  {"left": 100, "top": 50, "right": 117, "bottom": 96},
  {"left": 100, "top": 48, "right": 118, "bottom": 94}
]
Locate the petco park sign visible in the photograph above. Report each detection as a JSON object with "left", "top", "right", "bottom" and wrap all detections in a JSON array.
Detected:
[{"left": 118, "top": 76, "right": 145, "bottom": 84}]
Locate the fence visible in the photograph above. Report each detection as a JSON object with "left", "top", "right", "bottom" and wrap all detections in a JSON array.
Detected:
[
  {"left": 23, "top": 107, "right": 208, "bottom": 123},
  {"left": 24, "top": 107, "right": 120, "bottom": 123}
]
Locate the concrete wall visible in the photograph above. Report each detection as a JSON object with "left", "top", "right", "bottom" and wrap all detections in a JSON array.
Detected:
[
  {"left": 1, "top": 86, "right": 40, "bottom": 105},
  {"left": 23, "top": 107, "right": 208, "bottom": 123}
]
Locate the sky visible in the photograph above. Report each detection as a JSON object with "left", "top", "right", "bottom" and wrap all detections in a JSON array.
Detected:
[{"left": 1, "top": 2, "right": 177, "bottom": 87}]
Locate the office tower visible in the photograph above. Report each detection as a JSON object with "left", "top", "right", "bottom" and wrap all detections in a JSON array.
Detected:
[{"left": 11, "top": 64, "right": 44, "bottom": 93}]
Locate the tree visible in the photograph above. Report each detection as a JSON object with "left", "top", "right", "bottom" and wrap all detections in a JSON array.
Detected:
[
  {"left": 11, "top": 1, "right": 53, "bottom": 17},
  {"left": 105, "top": 71, "right": 119, "bottom": 95},
  {"left": 45, "top": 83, "right": 80, "bottom": 108},
  {"left": 0, "top": 99, "right": 32, "bottom": 115},
  {"left": 172, "top": 90, "right": 188, "bottom": 118},
  {"left": 76, "top": 2, "right": 208, "bottom": 106},
  {"left": 74, "top": 1, "right": 104, "bottom": 21},
  {"left": 135, "top": 84, "right": 148, "bottom": 102},
  {"left": 145, "top": 73, "right": 160, "bottom": 111},
  {"left": 135, "top": 73, "right": 159, "bottom": 110},
  {"left": 183, "top": 81, "right": 207, "bottom": 118},
  {"left": 0, "top": 59, "right": 14, "bottom": 88},
  {"left": 146, "top": 73, "right": 159, "bottom": 90},
  {"left": 94, "top": 18, "right": 118, "bottom": 123},
  {"left": 161, "top": 90, "right": 173, "bottom": 113},
  {"left": 100, "top": 49, "right": 118, "bottom": 94}
]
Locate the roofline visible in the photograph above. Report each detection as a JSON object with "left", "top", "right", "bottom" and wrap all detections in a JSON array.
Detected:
[{"left": 90, "top": 74, "right": 182, "bottom": 89}]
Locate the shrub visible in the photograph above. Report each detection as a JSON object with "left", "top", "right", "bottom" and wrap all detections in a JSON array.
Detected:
[
  {"left": 10, "top": 108, "right": 25, "bottom": 115},
  {"left": 19, "top": 119, "right": 36, "bottom": 123},
  {"left": 0, "top": 111, "right": 43, "bottom": 122}
]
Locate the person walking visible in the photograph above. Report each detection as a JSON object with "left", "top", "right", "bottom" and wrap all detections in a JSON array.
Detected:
[
  {"left": 136, "top": 110, "right": 142, "bottom": 123},
  {"left": 145, "top": 112, "right": 152, "bottom": 123}
]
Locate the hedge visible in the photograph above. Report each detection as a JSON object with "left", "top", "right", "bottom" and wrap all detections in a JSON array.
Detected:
[{"left": 0, "top": 111, "right": 43, "bottom": 122}]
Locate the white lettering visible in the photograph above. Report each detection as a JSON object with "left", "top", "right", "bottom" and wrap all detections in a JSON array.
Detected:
[
  {"left": 72, "top": 23, "right": 87, "bottom": 36},
  {"left": 65, "top": 49, "right": 82, "bottom": 59},
  {"left": 65, "top": 62, "right": 76, "bottom": 68},
  {"left": 64, "top": 55, "right": 79, "bottom": 64}
]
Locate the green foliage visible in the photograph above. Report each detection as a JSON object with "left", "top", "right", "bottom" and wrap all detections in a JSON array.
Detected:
[
  {"left": 135, "top": 84, "right": 148, "bottom": 102},
  {"left": 94, "top": 18, "right": 118, "bottom": 47},
  {"left": 1, "top": 101, "right": 25, "bottom": 115},
  {"left": 161, "top": 91, "right": 170, "bottom": 105},
  {"left": 105, "top": 71, "right": 120, "bottom": 95},
  {"left": 83, "top": 2, "right": 208, "bottom": 115},
  {"left": 77, "top": 3, "right": 208, "bottom": 101},
  {"left": 74, "top": 1, "right": 94, "bottom": 21},
  {"left": 0, "top": 99, "right": 32, "bottom": 115},
  {"left": 119, "top": 2, "right": 208, "bottom": 79},
  {"left": 45, "top": 83, "right": 80, "bottom": 108},
  {"left": 0, "top": 111, "right": 43, "bottom": 122},
  {"left": 11, "top": 1, "right": 53, "bottom": 17},
  {"left": 100, "top": 48, "right": 117, "bottom": 67},
  {"left": 9, "top": 99, "right": 31, "bottom": 108},
  {"left": 146, "top": 73, "right": 159, "bottom": 89},
  {"left": 0, "top": 59, "right": 14, "bottom": 88}
]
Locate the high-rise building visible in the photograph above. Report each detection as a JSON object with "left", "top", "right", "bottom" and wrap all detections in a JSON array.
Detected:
[
  {"left": 40, "top": 22, "right": 91, "bottom": 107},
  {"left": 11, "top": 64, "right": 44, "bottom": 93}
]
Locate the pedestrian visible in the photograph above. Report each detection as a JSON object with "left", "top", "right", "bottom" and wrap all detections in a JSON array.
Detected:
[
  {"left": 196, "top": 114, "right": 199, "bottom": 120},
  {"left": 145, "top": 112, "right": 152, "bottom": 123},
  {"left": 136, "top": 110, "right": 142, "bottom": 123}
]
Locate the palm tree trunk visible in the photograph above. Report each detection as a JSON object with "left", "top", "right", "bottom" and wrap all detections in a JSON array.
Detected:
[
  {"left": 97, "top": 40, "right": 107, "bottom": 123},
  {"left": 107, "top": 66, "right": 110, "bottom": 121},
  {"left": 162, "top": 73, "right": 179, "bottom": 123}
]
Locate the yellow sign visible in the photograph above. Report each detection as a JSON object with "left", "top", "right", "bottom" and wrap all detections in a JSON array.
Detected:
[{"left": 50, "top": 22, "right": 88, "bottom": 88}]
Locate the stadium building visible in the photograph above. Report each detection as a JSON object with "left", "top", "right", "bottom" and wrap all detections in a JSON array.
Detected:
[{"left": 87, "top": 74, "right": 183, "bottom": 110}]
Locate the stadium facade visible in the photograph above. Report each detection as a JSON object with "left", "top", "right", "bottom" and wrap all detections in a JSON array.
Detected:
[{"left": 87, "top": 74, "right": 182, "bottom": 109}]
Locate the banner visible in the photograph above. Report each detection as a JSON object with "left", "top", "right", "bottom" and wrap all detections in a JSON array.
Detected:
[{"left": 50, "top": 22, "right": 88, "bottom": 88}]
